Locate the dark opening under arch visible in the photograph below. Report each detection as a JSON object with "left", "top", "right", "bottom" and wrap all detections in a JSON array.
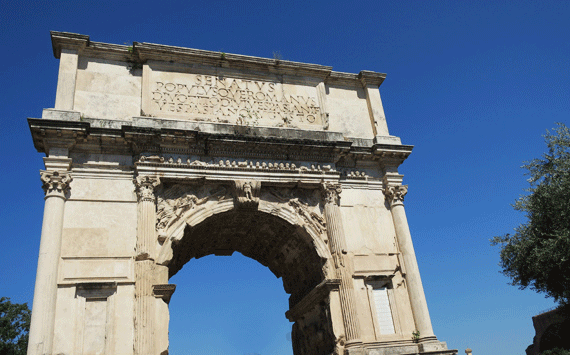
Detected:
[{"left": 168, "top": 210, "right": 326, "bottom": 307}]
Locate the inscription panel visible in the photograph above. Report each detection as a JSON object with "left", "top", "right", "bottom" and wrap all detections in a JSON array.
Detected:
[{"left": 142, "top": 64, "right": 326, "bottom": 130}]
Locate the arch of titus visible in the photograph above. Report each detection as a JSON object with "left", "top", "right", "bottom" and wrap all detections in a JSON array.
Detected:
[{"left": 27, "top": 31, "right": 456, "bottom": 355}]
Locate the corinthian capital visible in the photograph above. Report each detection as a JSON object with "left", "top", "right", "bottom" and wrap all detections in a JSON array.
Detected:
[
  {"left": 321, "top": 182, "right": 342, "bottom": 205},
  {"left": 40, "top": 170, "right": 72, "bottom": 197},
  {"left": 134, "top": 175, "right": 161, "bottom": 202},
  {"left": 383, "top": 185, "right": 408, "bottom": 206}
]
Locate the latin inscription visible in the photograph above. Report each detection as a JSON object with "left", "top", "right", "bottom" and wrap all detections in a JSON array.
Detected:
[{"left": 150, "top": 75, "right": 321, "bottom": 125}]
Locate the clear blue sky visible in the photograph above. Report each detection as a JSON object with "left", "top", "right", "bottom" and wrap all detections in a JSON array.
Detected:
[{"left": 1, "top": 1, "right": 569, "bottom": 354}]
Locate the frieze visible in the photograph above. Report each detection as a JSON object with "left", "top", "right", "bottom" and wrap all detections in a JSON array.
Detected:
[
  {"left": 137, "top": 155, "right": 340, "bottom": 175},
  {"left": 340, "top": 169, "right": 369, "bottom": 179}
]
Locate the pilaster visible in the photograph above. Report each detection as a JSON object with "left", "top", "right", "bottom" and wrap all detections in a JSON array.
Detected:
[
  {"left": 133, "top": 175, "right": 161, "bottom": 355},
  {"left": 321, "top": 182, "right": 362, "bottom": 348},
  {"left": 54, "top": 48, "right": 79, "bottom": 110},
  {"left": 51, "top": 31, "right": 88, "bottom": 111},
  {"left": 359, "top": 70, "right": 389, "bottom": 137}
]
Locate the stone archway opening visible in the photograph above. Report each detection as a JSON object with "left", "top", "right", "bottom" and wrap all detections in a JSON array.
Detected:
[
  {"left": 170, "top": 210, "right": 325, "bottom": 303},
  {"left": 166, "top": 209, "right": 335, "bottom": 355},
  {"left": 167, "top": 253, "right": 294, "bottom": 354}
]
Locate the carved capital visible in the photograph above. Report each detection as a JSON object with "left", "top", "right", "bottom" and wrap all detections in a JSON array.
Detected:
[
  {"left": 153, "top": 284, "right": 177, "bottom": 304},
  {"left": 384, "top": 185, "right": 408, "bottom": 206},
  {"left": 234, "top": 180, "right": 260, "bottom": 209},
  {"left": 40, "top": 170, "right": 72, "bottom": 197},
  {"left": 321, "top": 182, "right": 342, "bottom": 205},
  {"left": 134, "top": 175, "right": 161, "bottom": 202}
]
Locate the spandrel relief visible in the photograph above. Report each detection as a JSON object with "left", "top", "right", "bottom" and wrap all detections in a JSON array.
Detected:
[
  {"left": 264, "top": 187, "right": 327, "bottom": 242},
  {"left": 156, "top": 184, "right": 229, "bottom": 239}
]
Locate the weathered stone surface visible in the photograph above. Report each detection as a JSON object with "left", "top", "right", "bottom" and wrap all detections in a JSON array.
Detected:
[{"left": 26, "top": 32, "right": 456, "bottom": 355}]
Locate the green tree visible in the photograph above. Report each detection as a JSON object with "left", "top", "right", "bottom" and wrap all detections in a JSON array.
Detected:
[
  {"left": 540, "top": 349, "right": 570, "bottom": 355},
  {"left": 492, "top": 123, "right": 570, "bottom": 304},
  {"left": 0, "top": 297, "right": 31, "bottom": 355}
]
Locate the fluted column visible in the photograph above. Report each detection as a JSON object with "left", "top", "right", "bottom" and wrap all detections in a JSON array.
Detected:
[
  {"left": 321, "top": 182, "right": 361, "bottom": 346},
  {"left": 133, "top": 175, "right": 160, "bottom": 355},
  {"left": 28, "top": 170, "right": 72, "bottom": 355},
  {"left": 384, "top": 184, "right": 435, "bottom": 340}
]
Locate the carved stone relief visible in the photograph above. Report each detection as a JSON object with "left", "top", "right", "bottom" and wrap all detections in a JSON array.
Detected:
[
  {"left": 233, "top": 179, "right": 261, "bottom": 209},
  {"left": 138, "top": 155, "right": 338, "bottom": 175},
  {"left": 265, "top": 187, "right": 327, "bottom": 242},
  {"left": 134, "top": 175, "right": 160, "bottom": 203},
  {"left": 155, "top": 184, "right": 229, "bottom": 240},
  {"left": 40, "top": 170, "right": 72, "bottom": 197},
  {"left": 383, "top": 185, "right": 408, "bottom": 206},
  {"left": 153, "top": 182, "right": 333, "bottom": 307}
]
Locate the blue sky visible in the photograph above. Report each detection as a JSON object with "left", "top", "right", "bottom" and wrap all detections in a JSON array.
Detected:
[{"left": 1, "top": 1, "right": 569, "bottom": 354}]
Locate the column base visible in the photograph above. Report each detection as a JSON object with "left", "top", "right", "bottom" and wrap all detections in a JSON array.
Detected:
[
  {"left": 345, "top": 339, "right": 364, "bottom": 354},
  {"left": 348, "top": 340, "right": 457, "bottom": 355}
]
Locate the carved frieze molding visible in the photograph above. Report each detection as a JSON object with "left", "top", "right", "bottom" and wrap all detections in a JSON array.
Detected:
[
  {"left": 135, "top": 157, "right": 344, "bottom": 192},
  {"left": 340, "top": 169, "right": 369, "bottom": 179},
  {"left": 137, "top": 155, "right": 340, "bottom": 175}
]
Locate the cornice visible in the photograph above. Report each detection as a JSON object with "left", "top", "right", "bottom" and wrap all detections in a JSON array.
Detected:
[
  {"left": 359, "top": 70, "right": 387, "bottom": 87},
  {"left": 50, "top": 31, "right": 89, "bottom": 59},
  {"left": 134, "top": 42, "right": 333, "bottom": 79},
  {"left": 49, "top": 31, "right": 387, "bottom": 87},
  {"left": 28, "top": 117, "right": 412, "bottom": 167},
  {"left": 82, "top": 41, "right": 134, "bottom": 62}
]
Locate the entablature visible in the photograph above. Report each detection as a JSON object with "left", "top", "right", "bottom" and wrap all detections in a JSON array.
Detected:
[{"left": 29, "top": 115, "right": 413, "bottom": 169}]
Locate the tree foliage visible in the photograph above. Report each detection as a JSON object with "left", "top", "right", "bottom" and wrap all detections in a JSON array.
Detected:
[
  {"left": 541, "top": 349, "right": 570, "bottom": 355},
  {"left": 0, "top": 297, "right": 30, "bottom": 355},
  {"left": 492, "top": 123, "right": 570, "bottom": 304}
]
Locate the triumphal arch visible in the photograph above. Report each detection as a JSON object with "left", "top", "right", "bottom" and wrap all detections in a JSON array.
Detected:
[{"left": 27, "top": 32, "right": 456, "bottom": 355}]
